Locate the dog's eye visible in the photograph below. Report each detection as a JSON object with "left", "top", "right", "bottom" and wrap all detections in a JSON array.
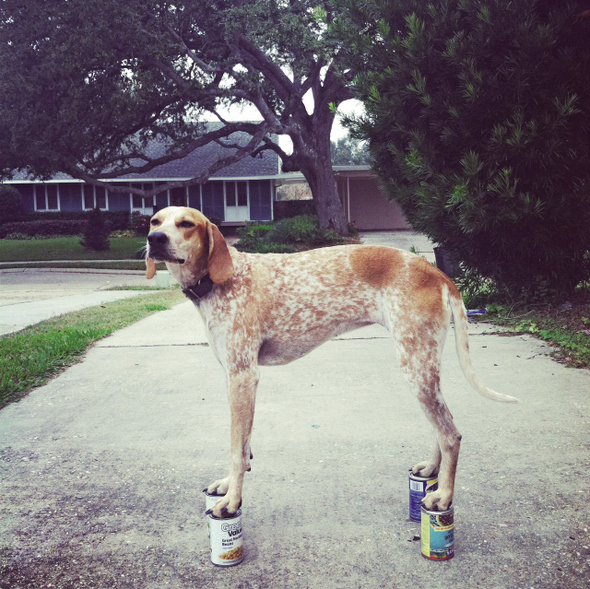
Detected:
[
  {"left": 179, "top": 220, "right": 195, "bottom": 228},
  {"left": 150, "top": 219, "right": 161, "bottom": 226}
]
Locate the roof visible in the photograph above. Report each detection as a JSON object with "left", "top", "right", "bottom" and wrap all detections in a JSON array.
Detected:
[{"left": 7, "top": 125, "right": 280, "bottom": 183}]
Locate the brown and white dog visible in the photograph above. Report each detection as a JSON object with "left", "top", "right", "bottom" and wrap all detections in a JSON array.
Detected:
[{"left": 146, "top": 206, "right": 517, "bottom": 517}]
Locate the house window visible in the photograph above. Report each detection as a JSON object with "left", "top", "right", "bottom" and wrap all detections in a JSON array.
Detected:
[
  {"left": 170, "top": 186, "right": 187, "bottom": 207},
  {"left": 130, "top": 183, "right": 155, "bottom": 214},
  {"left": 83, "top": 184, "right": 108, "bottom": 210},
  {"left": 34, "top": 185, "right": 60, "bottom": 211},
  {"left": 225, "top": 181, "right": 248, "bottom": 207}
]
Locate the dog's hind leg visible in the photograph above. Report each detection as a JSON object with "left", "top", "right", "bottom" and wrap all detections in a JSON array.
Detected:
[
  {"left": 395, "top": 311, "right": 461, "bottom": 511},
  {"left": 412, "top": 435, "right": 441, "bottom": 478}
]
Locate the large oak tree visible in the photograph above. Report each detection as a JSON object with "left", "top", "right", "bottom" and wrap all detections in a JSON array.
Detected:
[{"left": 0, "top": 0, "right": 354, "bottom": 233}]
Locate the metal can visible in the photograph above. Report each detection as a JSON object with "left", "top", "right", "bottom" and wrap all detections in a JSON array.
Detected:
[
  {"left": 420, "top": 505, "right": 454, "bottom": 560},
  {"left": 208, "top": 509, "right": 244, "bottom": 566},
  {"left": 409, "top": 470, "right": 438, "bottom": 521},
  {"left": 204, "top": 490, "right": 225, "bottom": 512}
]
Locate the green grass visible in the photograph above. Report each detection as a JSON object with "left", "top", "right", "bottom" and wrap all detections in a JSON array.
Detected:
[
  {"left": 0, "top": 290, "right": 185, "bottom": 409},
  {"left": 0, "top": 236, "right": 146, "bottom": 262}
]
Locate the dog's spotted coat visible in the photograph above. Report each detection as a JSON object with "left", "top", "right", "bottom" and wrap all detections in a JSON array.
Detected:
[{"left": 146, "top": 207, "right": 518, "bottom": 517}]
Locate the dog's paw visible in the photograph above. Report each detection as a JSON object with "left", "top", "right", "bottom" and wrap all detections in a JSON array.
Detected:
[
  {"left": 420, "top": 489, "right": 452, "bottom": 511},
  {"left": 207, "top": 494, "right": 242, "bottom": 518},
  {"left": 207, "top": 477, "right": 230, "bottom": 496},
  {"left": 411, "top": 461, "right": 439, "bottom": 478}
]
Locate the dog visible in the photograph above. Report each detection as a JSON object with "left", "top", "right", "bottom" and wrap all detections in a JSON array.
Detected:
[{"left": 145, "top": 206, "right": 518, "bottom": 517}]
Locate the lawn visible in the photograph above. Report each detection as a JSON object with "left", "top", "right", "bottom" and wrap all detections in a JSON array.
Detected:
[
  {"left": 0, "top": 236, "right": 146, "bottom": 262},
  {"left": 0, "top": 290, "right": 185, "bottom": 409}
]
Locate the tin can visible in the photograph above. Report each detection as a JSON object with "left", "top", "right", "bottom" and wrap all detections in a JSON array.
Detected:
[
  {"left": 420, "top": 505, "right": 454, "bottom": 560},
  {"left": 204, "top": 490, "right": 225, "bottom": 512},
  {"left": 208, "top": 509, "right": 244, "bottom": 566},
  {"left": 409, "top": 470, "right": 438, "bottom": 521}
]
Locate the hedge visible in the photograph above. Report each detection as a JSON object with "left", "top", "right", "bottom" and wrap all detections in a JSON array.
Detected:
[{"left": 0, "top": 219, "right": 86, "bottom": 238}]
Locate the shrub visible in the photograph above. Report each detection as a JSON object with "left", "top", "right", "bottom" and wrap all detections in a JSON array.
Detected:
[
  {"left": 273, "top": 199, "right": 316, "bottom": 221},
  {"left": 235, "top": 215, "right": 344, "bottom": 253},
  {"left": 0, "top": 219, "right": 86, "bottom": 238},
  {"left": 338, "top": 0, "right": 590, "bottom": 296},
  {"left": 0, "top": 185, "right": 25, "bottom": 224},
  {"left": 80, "top": 207, "right": 110, "bottom": 251},
  {"left": 129, "top": 212, "right": 150, "bottom": 237}
]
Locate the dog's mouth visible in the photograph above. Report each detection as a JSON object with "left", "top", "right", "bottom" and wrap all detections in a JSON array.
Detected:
[{"left": 147, "top": 247, "right": 185, "bottom": 265}]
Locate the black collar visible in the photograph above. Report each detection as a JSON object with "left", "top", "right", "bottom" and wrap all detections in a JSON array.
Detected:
[{"left": 182, "top": 274, "right": 214, "bottom": 303}]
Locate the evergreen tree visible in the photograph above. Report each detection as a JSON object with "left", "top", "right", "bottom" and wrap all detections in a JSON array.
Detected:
[
  {"left": 80, "top": 208, "right": 110, "bottom": 251},
  {"left": 336, "top": 0, "right": 590, "bottom": 295}
]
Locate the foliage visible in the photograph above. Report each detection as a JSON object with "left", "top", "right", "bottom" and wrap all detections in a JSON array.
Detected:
[
  {"left": 25, "top": 210, "right": 130, "bottom": 231},
  {"left": 0, "top": 291, "right": 184, "bottom": 409},
  {"left": 0, "top": 184, "right": 25, "bottom": 223},
  {"left": 335, "top": 0, "right": 590, "bottom": 295},
  {"left": 331, "top": 136, "right": 371, "bottom": 165},
  {"left": 0, "top": 219, "right": 86, "bottom": 238},
  {"left": 80, "top": 208, "right": 110, "bottom": 251},
  {"left": 129, "top": 212, "right": 151, "bottom": 237},
  {"left": 0, "top": 0, "right": 354, "bottom": 233},
  {"left": 235, "top": 215, "right": 347, "bottom": 253}
]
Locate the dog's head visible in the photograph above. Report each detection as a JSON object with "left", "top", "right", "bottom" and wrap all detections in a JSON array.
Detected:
[{"left": 145, "top": 206, "right": 234, "bottom": 284}]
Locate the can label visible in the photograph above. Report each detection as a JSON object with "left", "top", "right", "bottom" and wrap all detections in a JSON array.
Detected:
[
  {"left": 208, "top": 510, "right": 244, "bottom": 566},
  {"left": 421, "top": 505, "right": 454, "bottom": 560},
  {"left": 409, "top": 471, "right": 438, "bottom": 521}
]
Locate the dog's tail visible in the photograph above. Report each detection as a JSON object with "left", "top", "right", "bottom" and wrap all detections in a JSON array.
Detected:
[{"left": 448, "top": 286, "right": 519, "bottom": 403}]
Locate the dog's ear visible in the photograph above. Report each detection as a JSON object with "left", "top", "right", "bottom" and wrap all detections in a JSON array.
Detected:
[
  {"left": 207, "top": 221, "right": 234, "bottom": 284},
  {"left": 146, "top": 257, "right": 156, "bottom": 280}
]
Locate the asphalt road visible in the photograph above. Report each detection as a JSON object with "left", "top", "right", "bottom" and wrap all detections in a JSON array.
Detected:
[{"left": 1, "top": 232, "right": 589, "bottom": 588}]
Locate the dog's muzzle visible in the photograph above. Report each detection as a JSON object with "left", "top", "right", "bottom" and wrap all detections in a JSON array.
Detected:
[{"left": 147, "top": 232, "right": 185, "bottom": 264}]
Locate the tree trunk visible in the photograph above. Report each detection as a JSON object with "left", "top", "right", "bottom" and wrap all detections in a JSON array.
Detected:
[{"left": 292, "top": 111, "right": 350, "bottom": 236}]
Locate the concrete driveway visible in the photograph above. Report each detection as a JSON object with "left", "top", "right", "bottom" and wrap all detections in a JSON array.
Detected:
[{"left": 1, "top": 232, "right": 589, "bottom": 588}]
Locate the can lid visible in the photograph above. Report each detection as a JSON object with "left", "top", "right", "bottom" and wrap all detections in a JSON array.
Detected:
[
  {"left": 207, "top": 508, "right": 242, "bottom": 520},
  {"left": 203, "top": 488, "right": 225, "bottom": 498},
  {"left": 420, "top": 502, "right": 453, "bottom": 515}
]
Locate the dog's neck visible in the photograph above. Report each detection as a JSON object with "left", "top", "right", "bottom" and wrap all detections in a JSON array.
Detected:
[{"left": 182, "top": 274, "right": 214, "bottom": 304}]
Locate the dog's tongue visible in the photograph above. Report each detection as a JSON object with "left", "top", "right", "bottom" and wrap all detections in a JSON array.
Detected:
[{"left": 146, "top": 258, "right": 156, "bottom": 279}]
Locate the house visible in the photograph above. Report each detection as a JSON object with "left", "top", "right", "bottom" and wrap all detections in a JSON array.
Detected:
[
  {"left": 4, "top": 129, "right": 279, "bottom": 225},
  {"left": 3, "top": 129, "right": 411, "bottom": 231},
  {"left": 276, "top": 166, "right": 411, "bottom": 231},
  {"left": 334, "top": 166, "right": 411, "bottom": 231}
]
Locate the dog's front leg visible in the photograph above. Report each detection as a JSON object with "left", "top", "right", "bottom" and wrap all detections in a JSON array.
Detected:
[{"left": 207, "top": 367, "right": 259, "bottom": 517}]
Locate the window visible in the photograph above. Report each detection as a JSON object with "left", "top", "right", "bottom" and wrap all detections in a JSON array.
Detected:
[
  {"left": 225, "top": 181, "right": 248, "bottom": 207},
  {"left": 131, "top": 183, "right": 155, "bottom": 214},
  {"left": 34, "top": 185, "right": 60, "bottom": 211},
  {"left": 83, "top": 184, "right": 108, "bottom": 210}
]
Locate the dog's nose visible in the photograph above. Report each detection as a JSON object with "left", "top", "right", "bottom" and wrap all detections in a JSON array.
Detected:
[{"left": 148, "top": 232, "right": 168, "bottom": 246}]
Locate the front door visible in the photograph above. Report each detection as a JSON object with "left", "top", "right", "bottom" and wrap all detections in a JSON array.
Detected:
[
  {"left": 170, "top": 187, "right": 188, "bottom": 207},
  {"left": 225, "top": 181, "right": 249, "bottom": 222}
]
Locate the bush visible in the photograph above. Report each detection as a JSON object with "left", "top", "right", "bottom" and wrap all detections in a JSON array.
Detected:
[
  {"left": 80, "top": 207, "right": 110, "bottom": 251},
  {"left": 0, "top": 185, "right": 25, "bottom": 224},
  {"left": 338, "top": 0, "right": 590, "bottom": 296},
  {"left": 129, "top": 212, "right": 150, "bottom": 237},
  {"left": 273, "top": 199, "right": 316, "bottom": 221},
  {"left": 0, "top": 219, "right": 86, "bottom": 238},
  {"left": 235, "top": 215, "right": 344, "bottom": 253},
  {"left": 26, "top": 210, "right": 130, "bottom": 232}
]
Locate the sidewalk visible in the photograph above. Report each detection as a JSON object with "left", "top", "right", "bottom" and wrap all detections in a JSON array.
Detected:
[
  {"left": 2, "top": 300, "right": 590, "bottom": 586},
  {"left": 0, "top": 268, "right": 163, "bottom": 335}
]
